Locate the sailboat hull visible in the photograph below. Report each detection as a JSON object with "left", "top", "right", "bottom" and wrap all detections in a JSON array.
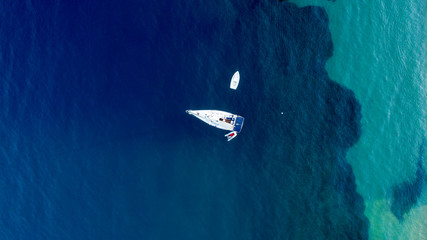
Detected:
[{"left": 186, "top": 110, "right": 244, "bottom": 133}]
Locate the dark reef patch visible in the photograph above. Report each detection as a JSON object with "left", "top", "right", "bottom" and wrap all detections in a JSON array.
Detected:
[
  {"left": 233, "top": 3, "right": 369, "bottom": 239},
  {"left": 391, "top": 138, "right": 425, "bottom": 221}
]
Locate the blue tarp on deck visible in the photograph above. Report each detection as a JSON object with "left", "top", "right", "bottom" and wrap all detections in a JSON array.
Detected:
[{"left": 233, "top": 116, "right": 244, "bottom": 133}]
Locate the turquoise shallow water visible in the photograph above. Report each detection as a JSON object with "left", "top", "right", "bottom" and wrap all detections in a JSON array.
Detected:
[{"left": 290, "top": 0, "right": 427, "bottom": 239}]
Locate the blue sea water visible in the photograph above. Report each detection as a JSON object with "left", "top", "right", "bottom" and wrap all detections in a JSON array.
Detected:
[{"left": 2, "top": 0, "right": 424, "bottom": 239}]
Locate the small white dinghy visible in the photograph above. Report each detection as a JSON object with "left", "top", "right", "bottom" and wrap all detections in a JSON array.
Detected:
[
  {"left": 230, "top": 71, "right": 240, "bottom": 90},
  {"left": 186, "top": 110, "right": 244, "bottom": 141},
  {"left": 224, "top": 131, "right": 238, "bottom": 141}
]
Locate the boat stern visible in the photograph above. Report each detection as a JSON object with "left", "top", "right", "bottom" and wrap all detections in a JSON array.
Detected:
[{"left": 233, "top": 116, "right": 244, "bottom": 133}]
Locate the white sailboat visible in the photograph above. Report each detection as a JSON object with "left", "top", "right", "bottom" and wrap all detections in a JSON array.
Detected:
[{"left": 186, "top": 110, "right": 244, "bottom": 141}]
